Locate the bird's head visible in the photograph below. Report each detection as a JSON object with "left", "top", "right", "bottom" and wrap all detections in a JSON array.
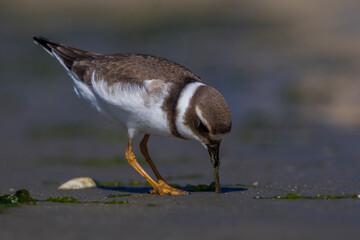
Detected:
[{"left": 182, "top": 84, "right": 232, "bottom": 193}]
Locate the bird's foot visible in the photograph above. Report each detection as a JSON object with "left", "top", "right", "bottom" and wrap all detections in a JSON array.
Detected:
[{"left": 150, "top": 180, "right": 189, "bottom": 195}]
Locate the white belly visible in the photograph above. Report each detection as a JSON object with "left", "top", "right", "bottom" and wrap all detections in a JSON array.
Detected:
[{"left": 72, "top": 76, "right": 172, "bottom": 137}]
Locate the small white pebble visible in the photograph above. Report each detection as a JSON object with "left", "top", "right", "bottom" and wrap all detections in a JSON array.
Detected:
[
  {"left": 357, "top": 194, "right": 360, "bottom": 199},
  {"left": 58, "top": 177, "right": 96, "bottom": 190}
]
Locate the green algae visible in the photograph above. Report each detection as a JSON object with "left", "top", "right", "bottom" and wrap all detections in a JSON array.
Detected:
[
  {"left": 98, "top": 181, "right": 124, "bottom": 187},
  {"left": 325, "top": 195, "right": 358, "bottom": 200},
  {"left": 229, "top": 183, "right": 258, "bottom": 188},
  {"left": 129, "top": 180, "right": 142, "bottom": 186},
  {"left": 1, "top": 189, "right": 132, "bottom": 212},
  {"left": 254, "top": 193, "right": 359, "bottom": 200},
  {"left": 46, "top": 196, "right": 130, "bottom": 204},
  {"left": 147, "top": 203, "right": 157, "bottom": 207},
  {"left": 106, "top": 194, "right": 131, "bottom": 198},
  {"left": 0, "top": 189, "right": 36, "bottom": 213},
  {"left": 186, "top": 182, "right": 216, "bottom": 192},
  {"left": 87, "top": 200, "right": 129, "bottom": 204},
  {"left": 128, "top": 180, "right": 150, "bottom": 186},
  {"left": 46, "top": 195, "right": 130, "bottom": 204},
  {"left": 104, "top": 200, "right": 129, "bottom": 204},
  {"left": 106, "top": 194, "right": 117, "bottom": 198},
  {"left": 46, "top": 196, "right": 81, "bottom": 203},
  {"left": 0, "top": 189, "right": 36, "bottom": 205}
]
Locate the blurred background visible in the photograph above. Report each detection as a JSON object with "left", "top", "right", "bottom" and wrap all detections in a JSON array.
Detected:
[{"left": 1, "top": 0, "right": 360, "bottom": 189}]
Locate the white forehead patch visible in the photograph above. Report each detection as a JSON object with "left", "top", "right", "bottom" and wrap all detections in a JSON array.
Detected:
[{"left": 176, "top": 82, "right": 204, "bottom": 140}]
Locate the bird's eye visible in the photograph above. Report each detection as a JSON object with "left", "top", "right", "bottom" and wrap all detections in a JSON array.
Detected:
[{"left": 198, "top": 121, "right": 209, "bottom": 134}]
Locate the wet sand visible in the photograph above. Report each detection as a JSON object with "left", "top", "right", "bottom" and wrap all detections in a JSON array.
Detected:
[{"left": 1, "top": 126, "right": 360, "bottom": 240}]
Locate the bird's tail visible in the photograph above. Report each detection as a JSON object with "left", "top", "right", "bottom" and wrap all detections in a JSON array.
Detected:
[{"left": 33, "top": 36, "right": 100, "bottom": 70}]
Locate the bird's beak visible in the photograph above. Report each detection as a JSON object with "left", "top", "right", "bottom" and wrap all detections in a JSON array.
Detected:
[{"left": 207, "top": 142, "right": 221, "bottom": 194}]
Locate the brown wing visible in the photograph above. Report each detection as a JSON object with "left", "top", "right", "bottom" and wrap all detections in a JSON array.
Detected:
[
  {"left": 33, "top": 36, "right": 202, "bottom": 87},
  {"left": 73, "top": 54, "right": 202, "bottom": 86}
]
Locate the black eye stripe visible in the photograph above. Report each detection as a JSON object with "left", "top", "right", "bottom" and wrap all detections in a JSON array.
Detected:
[{"left": 198, "top": 121, "right": 209, "bottom": 134}]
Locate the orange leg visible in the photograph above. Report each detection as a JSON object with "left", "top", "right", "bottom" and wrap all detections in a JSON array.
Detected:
[
  {"left": 125, "top": 138, "right": 167, "bottom": 195},
  {"left": 139, "top": 134, "right": 188, "bottom": 195}
]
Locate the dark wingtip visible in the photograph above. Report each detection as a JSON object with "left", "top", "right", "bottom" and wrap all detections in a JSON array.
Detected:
[
  {"left": 32, "top": 35, "right": 41, "bottom": 42},
  {"left": 32, "top": 35, "right": 40, "bottom": 41},
  {"left": 33, "top": 35, "right": 49, "bottom": 44},
  {"left": 32, "top": 36, "right": 59, "bottom": 54}
]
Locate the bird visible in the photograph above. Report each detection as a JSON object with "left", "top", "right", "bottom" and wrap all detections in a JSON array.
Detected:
[{"left": 33, "top": 36, "right": 231, "bottom": 195}]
